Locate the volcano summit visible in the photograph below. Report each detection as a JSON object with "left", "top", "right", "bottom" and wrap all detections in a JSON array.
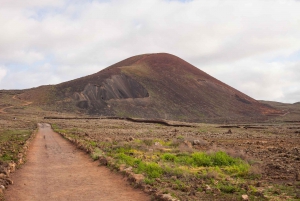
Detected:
[{"left": 18, "top": 53, "right": 282, "bottom": 122}]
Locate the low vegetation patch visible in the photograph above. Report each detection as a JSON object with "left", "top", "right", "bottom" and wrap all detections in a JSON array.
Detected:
[{"left": 0, "top": 129, "right": 32, "bottom": 162}]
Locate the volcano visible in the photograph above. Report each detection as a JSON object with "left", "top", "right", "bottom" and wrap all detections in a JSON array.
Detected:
[{"left": 18, "top": 53, "right": 282, "bottom": 122}]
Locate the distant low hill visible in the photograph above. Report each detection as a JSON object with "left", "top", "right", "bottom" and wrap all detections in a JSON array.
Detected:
[
  {"left": 17, "top": 53, "right": 283, "bottom": 122},
  {"left": 259, "top": 100, "right": 300, "bottom": 121}
]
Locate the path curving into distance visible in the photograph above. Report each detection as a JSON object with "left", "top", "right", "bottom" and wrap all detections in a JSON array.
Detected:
[
  {"left": 0, "top": 105, "right": 13, "bottom": 114},
  {"left": 0, "top": 95, "right": 32, "bottom": 114},
  {"left": 5, "top": 123, "right": 150, "bottom": 201}
]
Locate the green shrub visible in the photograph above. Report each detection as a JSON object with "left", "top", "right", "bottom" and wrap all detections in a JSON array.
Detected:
[
  {"left": 51, "top": 124, "right": 59, "bottom": 130},
  {"left": 192, "top": 152, "right": 212, "bottom": 167},
  {"left": 218, "top": 184, "right": 238, "bottom": 193},
  {"left": 211, "top": 151, "right": 236, "bottom": 166},
  {"left": 115, "top": 146, "right": 132, "bottom": 154},
  {"left": 174, "top": 179, "right": 186, "bottom": 191},
  {"left": 154, "top": 139, "right": 172, "bottom": 146},
  {"left": 89, "top": 140, "right": 97, "bottom": 147},
  {"left": 1, "top": 153, "right": 13, "bottom": 161},
  {"left": 143, "top": 139, "right": 154, "bottom": 146},
  {"left": 177, "top": 135, "right": 184, "bottom": 140},
  {"left": 164, "top": 166, "right": 185, "bottom": 177},
  {"left": 116, "top": 153, "right": 140, "bottom": 166},
  {"left": 176, "top": 153, "right": 194, "bottom": 165},
  {"left": 90, "top": 148, "right": 102, "bottom": 161},
  {"left": 224, "top": 163, "right": 250, "bottom": 176},
  {"left": 137, "top": 162, "right": 163, "bottom": 178},
  {"left": 161, "top": 153, "right": 177, "bottom": 162},
  {"left": 144, "top": 178, "right": 155, "bottom": 185}
]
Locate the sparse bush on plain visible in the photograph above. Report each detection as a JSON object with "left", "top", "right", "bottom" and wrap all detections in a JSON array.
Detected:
[
  {"left": 224, "top": 163, "right": 250, "bottom": 177},
  {"left": 116, "top": 153, "right": 141, "bottom": 167},
  {"left": 218, "top": 184, "right": 238, "bottom": 193},
  {"left": 143, "top": 139, "right": 154, "bottom": 146},
  {"left": 191, "top": 152, "right": 213, "bottom": 166},
  {"left": 137, "top": 162, "right": 163, "bottom": 178},
  {"left": 90, "top": 148, "right": 102, "bottom": 161},
  {"left": 177, "top": 135, "right": 184, "bottom": 140},
  {"left": 161, "top": 153, "right": 177, "bottom": 162},
  {"left": 144, "top": 177, "right": 155, "bottom": 185}
]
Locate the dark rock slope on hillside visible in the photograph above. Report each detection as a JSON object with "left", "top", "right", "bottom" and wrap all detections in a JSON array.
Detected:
[{"left": 18, "top": 53, "right": 283, "bottom": 122}]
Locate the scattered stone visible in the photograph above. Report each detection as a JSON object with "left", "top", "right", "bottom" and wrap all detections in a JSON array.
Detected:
[
  {"left": 99, "top": 156, "right": 108, "bottom": 166},
  {"left": 240, "top": 183, "right": 249, "bottom": 191},
  {"left": 242, "top": 194, "right": 249, "bottom": 201},
  {"left": 6, "top": 178, "right": 13, "bottom": 185},
  {"left": 128, "top": 174, "right": 145, "bottom": 185},
  {"left": 255, "top": 191, "right": 265, "bottom": 198},
  {"left": 273, "top": 189, "right": 281, "bottom": 194},
  {"left": 159, "top": 193, "right": 179, "bottom": 201},
  {"left": 155, "top": 178, "right": 161, "bottom": 183},
  {"left": 119, "top": 164, "right": 126, "bottom": 171},
  {"left": 0, "top": 185, "right": 4, "bottom": 190},
  {"left": 8, "top": 162, "right": 16, "bottom": 173},
  {"left": 183, "top": 140, "right": 193, "bottom": 148},
  {"left": 192, "top": 140, "right": 200, "bottom": 145},
  {"left": 154, "top": 142, "right": 161, "bottom": 146},
  {"left": 205, "top": 185, "right": 212, "bottom": 192},
  {"left": 0, "top": 174, "right": 6, "bottom": 179},
  {"left": 256, "top": 181, "right": 262, "bottom": 187},
  {"left": 0, "top": 165, "right": 9, "bottom": 176},
  {"left": 124, "top": 166, "right": 133, "bottom": 174},
  {"left": 104, "top": 138, "right": 112, "bottom": 143}
]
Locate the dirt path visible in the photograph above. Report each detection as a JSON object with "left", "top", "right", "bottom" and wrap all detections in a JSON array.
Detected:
[
  {"left": 4, "top": 123, "right": 150, "bottom": 201},
  {"left": 12, "top": 95, "right": 32, "bottom": 106},
  {"left": 0, "top": 105, "right": 13, "bottom": 113},
  {"left": 0, "top": 95, "right": 32, "bottom": 114}
]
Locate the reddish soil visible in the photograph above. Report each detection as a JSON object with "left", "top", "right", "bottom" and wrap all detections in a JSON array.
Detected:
[{"left": 4, "top": 123, "right": 150, "bottom": 201}]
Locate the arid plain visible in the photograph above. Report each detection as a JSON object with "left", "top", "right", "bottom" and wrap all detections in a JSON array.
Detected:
[{"left": 1, "top": 89, "right": 300, "bottom": 201}]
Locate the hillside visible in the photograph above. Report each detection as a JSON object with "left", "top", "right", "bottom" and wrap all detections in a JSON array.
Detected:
[
  {"left": 17, "top": 53, "right": 283, "bottom": 122},
  {"left": 259, "top": 100, "right": 300, "bottom": 122}
]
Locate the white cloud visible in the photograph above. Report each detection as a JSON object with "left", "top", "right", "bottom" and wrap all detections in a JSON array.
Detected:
[
  {"left": 202, "top": 59, "right": 300, "bottom": 103},
  {"left": 0, "top": 0, "right": 300, "bottom": 103},
  {"left": 0, "top": 0, "right": 63, "bottom": 9},
  {"left": 1, "top": 63, "right": 61, "bottom": 89}
]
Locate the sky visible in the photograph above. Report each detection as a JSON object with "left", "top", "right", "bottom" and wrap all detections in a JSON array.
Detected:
[{"left": 0, "top": 0, "right": 300, "bottom": 103}]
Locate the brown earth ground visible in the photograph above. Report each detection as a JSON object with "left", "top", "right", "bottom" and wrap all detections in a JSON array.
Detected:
[
  {"left": 4, "top": 123, "right": 150, "bottom": 201},
  {"left": 48, "top": 118, "right": 300, "bottom": 200},
  {"left": 1, "top": 92, "right": 300, "bottom": 200}
]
